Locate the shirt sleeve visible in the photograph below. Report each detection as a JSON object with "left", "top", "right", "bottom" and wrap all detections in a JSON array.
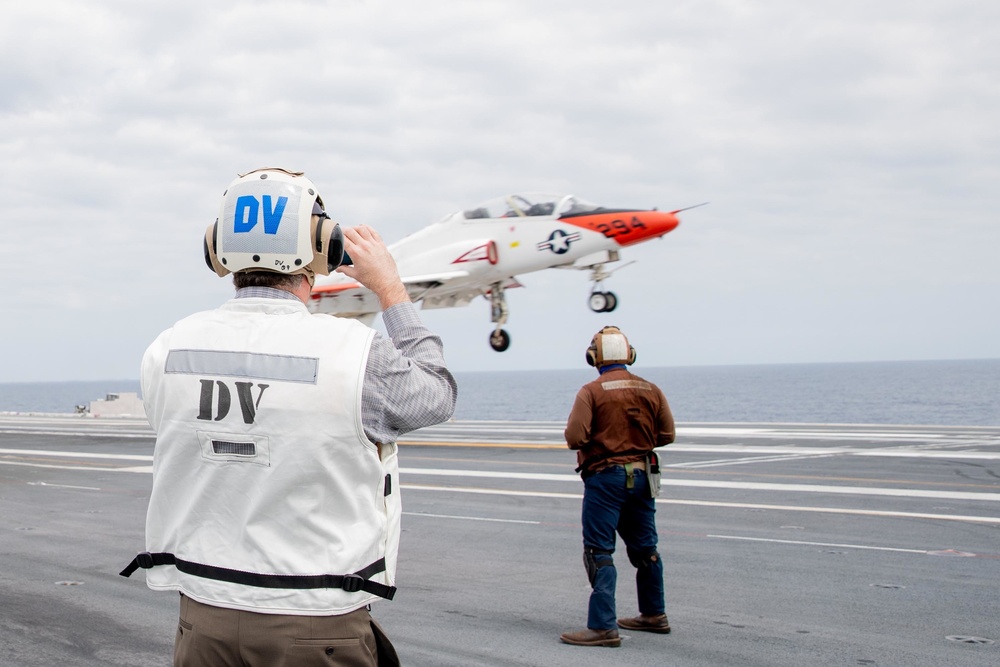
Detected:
[
  {"left": 564, "top": 387, "right": 593, "bottom": 450},
  {"left": 361, "top": 302, "right": 458, "bottom": 444},
  {"left": 656, "top": 388, "right": 676, "bottom": 447}
]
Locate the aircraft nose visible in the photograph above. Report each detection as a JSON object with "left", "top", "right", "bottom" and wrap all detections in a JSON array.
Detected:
[
  {"left": 656, "top": 211, "right": 680, "bottom": 235},
  {"left": 622, "top": 210, "right": 679, "bottom": 245},
  {"left": 559, "top": 207, "right": 681, "bottom": 246}
]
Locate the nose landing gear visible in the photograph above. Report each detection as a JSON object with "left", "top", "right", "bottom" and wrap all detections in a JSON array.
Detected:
[
  {"left": 482, "top": 262, "right": 625, "bottom": 350},
  {"left": 489, "top": 282, "right": 511, "bottom": 352},
  {"left": 489, "top": 328, "right": 511, "bottom": 352}
]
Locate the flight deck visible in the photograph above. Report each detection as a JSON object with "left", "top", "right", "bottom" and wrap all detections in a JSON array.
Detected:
[{"left": 1, "top": 415, "right": 998, "bottom": 666}]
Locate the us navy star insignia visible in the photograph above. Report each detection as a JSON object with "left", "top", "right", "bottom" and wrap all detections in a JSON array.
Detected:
[{"left": 537, "top": 229, "right": 582, "bottom": 255}]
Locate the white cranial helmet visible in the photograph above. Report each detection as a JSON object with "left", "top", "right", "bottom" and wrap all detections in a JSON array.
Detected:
[{"left": 203, "top": 168, "right": 344, "bottom": 280}]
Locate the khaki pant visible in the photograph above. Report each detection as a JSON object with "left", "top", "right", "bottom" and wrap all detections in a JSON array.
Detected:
[{"left": 175, "top": 594, "right": 398, "bottom": 667}]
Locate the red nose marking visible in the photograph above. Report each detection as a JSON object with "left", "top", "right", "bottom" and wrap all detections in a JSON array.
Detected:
[{"left": 561, "top": 210, "right": 680, "bottom": 246}]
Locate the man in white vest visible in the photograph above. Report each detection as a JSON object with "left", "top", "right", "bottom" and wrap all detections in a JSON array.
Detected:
[{"left": 121, "top": 168, "right": 457, "bottom": 666}]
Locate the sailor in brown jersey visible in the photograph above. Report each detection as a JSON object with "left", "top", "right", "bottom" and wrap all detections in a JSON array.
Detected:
[{"left": 560, "top": 326, "right": 675, "bottom": 648}]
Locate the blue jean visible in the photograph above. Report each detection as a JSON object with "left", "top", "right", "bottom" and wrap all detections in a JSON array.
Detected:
[{"left": 582, "top": 465, "right": 664, "bottom": 630}]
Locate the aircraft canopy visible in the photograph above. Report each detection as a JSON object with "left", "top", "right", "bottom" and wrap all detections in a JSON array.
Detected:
[{"left": 459, "top": 194, "right": 602, "bottom": 221}]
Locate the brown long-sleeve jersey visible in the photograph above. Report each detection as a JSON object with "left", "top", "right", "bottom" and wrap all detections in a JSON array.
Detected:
[{"left": 564, "top": 367, "right": 675, "bottom": 474}]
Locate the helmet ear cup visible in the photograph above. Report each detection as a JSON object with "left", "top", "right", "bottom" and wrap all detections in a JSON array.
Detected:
[
  {"left": 204, "top": 221, "right": 230, "bottom": 277},
  {"left": 325, "top": 222, "right": 345, "bottom": 272},
  {"left": 307, "top": 217, "right": 345, "bottom": 275},
  {"left": 586, "top": 344, "right": 598, "bottom": 367}
]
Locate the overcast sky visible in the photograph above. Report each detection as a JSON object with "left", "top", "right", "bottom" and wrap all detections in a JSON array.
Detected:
[{"left": 2, "top": 0, "right": 998, "bottom": 382}]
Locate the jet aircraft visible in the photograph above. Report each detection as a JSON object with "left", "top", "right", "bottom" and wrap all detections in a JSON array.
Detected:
[{"left": 309, "top": 193, "right": 687, "bottom": 351}]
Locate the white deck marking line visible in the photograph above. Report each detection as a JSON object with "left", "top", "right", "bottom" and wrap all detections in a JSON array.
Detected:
[
  {"left": 666, "top": 499, "right": 1000, "bottom": 524},
  {"left": 404, "top": 484, "right": 579, "bottom": 499},
  {"left": 401, "top": 485, "right": 1000, "bottom": 524},
  {"left": 26, "top": 481, "right": 101, "bottom": 491},
  {"left": 11, "top": 465, "right": 999, "bottom": 524},
  {"left": 706, "top": 535, "right": 929, "bottom": 554},
  {"left": 1, "top": 461, "right": 148, "bottom": 472},
  {"left": 673, "top": 446, "right": 1000, "bottom": 460},
  {"left": 672, "top": 476, "right": 1000, "bottom": 502},
  {"left": 396, "top": 468, "right": 1000, "bottom": 502},
  {"left": 403, "top": 511, "right": 539, "bottom": 524},
  {"left": 0, "top": 448, "right": 151, "bottom": 461},
  {"left": 0, "top": 430, "right": 154, "bottom": 439},
  {"left": 669, "top": 453, "right": 839, "bottom": 468},
  {"left": 3, "top": 456, "right": 999, "bottom": 502}
]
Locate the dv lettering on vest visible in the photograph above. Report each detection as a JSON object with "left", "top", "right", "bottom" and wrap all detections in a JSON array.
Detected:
[{"left": 197, "top": 380, "right": 270, "bottom": 424}]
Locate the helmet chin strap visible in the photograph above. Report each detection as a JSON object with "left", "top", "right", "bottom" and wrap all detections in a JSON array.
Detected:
[{"left": 297, "top": 266, "right": 316, "bottom": 287}]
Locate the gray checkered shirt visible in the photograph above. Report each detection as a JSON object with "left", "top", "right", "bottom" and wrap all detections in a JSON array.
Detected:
[{"left": 235, "top": 287, "right": 456, "bottom": 444}]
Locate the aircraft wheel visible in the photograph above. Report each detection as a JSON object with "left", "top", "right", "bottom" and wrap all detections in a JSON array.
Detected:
[
  {"left": 490, "top": 329, "right": 511, "bottom": 352},
  {"left": 603, "top": 291, "right": 618, "bottom": 312},
  {"left": 588, "top": 292, "right": 608, "bottom": 313}
]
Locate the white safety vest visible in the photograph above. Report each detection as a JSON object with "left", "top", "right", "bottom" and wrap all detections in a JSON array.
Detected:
[{"left": 138, "top": 297, "right": 399, "bottom": 615}]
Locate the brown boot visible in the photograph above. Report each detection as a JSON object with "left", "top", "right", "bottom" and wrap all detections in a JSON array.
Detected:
[
  {"left": 617, "top": 613, "right": 671, "bottom": 634},
  {"left": 559, "top": 628, "right": 621, "bottom": 647}
]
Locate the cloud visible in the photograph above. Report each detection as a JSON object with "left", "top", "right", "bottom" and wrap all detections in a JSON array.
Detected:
[{"left": 0, "top": 0, "right": 998, "bottom": 381}]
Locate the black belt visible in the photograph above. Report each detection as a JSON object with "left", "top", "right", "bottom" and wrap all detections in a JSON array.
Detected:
[
  {"left": 576, "top": 447, "right": 652, "bottom": 475},
  {"left": 119, "top": 553, "right": 396, "bottom": 600}
]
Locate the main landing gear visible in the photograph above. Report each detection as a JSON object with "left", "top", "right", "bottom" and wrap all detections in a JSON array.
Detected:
[
  {"left": 488, "top": 282, "right": 511, "bottom": 352},
  {"left": 588, "top": 290, "right": 618, "bottom": 313},
  {"left": 587, "top": 262, "right": 619, "bottom": 313},
  {"left": 484, "top": 263, "right": 623, "bottom": 350}
]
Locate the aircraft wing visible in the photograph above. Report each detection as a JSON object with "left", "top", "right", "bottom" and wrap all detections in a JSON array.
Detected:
[
  {"left": 309, "top": 276, "right": 379, "bottom": 320},
  {"left": 309, "top": 268, "right": 523, "bottom": 316},
  {"left": 403, "top": 270, "right": 469, "bottom": 284},
  {"left": 413, "top": 275, "right": 523, "bottom": 310},
  {"left": 401, "top": 269, "right": 480, "bottom": 309}
]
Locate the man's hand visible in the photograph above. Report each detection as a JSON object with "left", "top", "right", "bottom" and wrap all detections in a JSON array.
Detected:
[{"left": 335, "top": 225, "right": 410, "bottom": 310}]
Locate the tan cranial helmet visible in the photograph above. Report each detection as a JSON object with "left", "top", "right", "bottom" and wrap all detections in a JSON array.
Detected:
[
  {"left": 203, "top": 168, "right": 345, "bottom": 282},
  {"left": 585, "top": 325, "right": 637, "bottom": 368}
]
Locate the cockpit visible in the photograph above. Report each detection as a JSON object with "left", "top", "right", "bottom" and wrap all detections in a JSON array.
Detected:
[{"left": 459, "top": 194, "right": 603, "bottom": 221}]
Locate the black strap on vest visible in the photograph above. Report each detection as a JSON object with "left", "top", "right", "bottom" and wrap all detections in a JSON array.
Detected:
[{"left": 119, "top": 553, "right": 396, "bottom": 600}]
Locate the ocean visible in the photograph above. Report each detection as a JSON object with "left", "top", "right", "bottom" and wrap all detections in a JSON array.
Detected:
[{"left": 2, "top": 359, "right": 998, "bottom": 426}]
